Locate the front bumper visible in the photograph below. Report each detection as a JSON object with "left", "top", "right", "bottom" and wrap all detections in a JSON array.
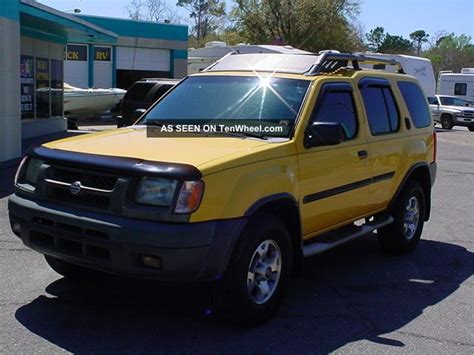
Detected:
[
  {"left": 454, "top": 115, "right": 474, "bottom": 125},
  {"left": 8, "top": 194, "right": 246, "bottom": 282}
]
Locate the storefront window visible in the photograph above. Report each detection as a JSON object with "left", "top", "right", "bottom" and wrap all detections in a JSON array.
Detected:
[
  {"left": 20, "top": 55, "right": 35, "bottom": 119},
  {"left": 36, "top": 57, "right": 50, "bottom": 119},
  {"left": 51, "top": 59, "right": 64, "bottom": 117}
]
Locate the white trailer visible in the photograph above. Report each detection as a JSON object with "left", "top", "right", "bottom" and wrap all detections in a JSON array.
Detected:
[
  {"left": 438, "top": 69, "right": 474, "bottom": 104},
  {"left": 361, "top": 53, "right": 436, "bottom": 97}
]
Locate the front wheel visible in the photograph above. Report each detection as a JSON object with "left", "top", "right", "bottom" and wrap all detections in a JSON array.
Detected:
[
  {"left": 378, "top": 180, "right": 426, "bottom": 253},
  {"left": 440, "top": 114, "right": 454, "bottom": 129},
  {"left": 213, "top": 214, "right": 293, "bottom": 324}
]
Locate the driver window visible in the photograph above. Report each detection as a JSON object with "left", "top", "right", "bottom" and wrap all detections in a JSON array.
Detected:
[{"left": 310, "top": 87, "right": 358, "bottom": 141}]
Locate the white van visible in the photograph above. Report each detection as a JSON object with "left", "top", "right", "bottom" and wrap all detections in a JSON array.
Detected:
[
  {"left": 438, "top": 69, "right": 474, "bottom": 104},
  {"left": 361, "top": 53, "right": 436, "bottom": 97}
]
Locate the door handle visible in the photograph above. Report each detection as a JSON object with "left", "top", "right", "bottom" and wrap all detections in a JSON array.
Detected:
[{"left": 357, "top": 150, "right": 368, "bottom": 159}]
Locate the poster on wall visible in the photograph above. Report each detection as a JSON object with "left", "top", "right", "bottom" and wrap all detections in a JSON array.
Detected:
[
  {"left": 94, "top": 47, "right": 111, "bottom": 61},
  {"left": 20, "top": 55, "right": 35, "bottom": 119},
  {"left": 36, "top": 57, "right": 50, "bottom": 118},
  {"left": 66, "top": 44, "right": 87, "bottom": 61}
]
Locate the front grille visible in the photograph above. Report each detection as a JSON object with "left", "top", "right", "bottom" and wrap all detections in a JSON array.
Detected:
[
  {"left": 463, "top": 111, "right": 474, "bottom": 118},
  {"left": 50, "top": 167, "right": 117, "bottom": 190},
  {"left": 46, "top": 186, "right": 111, "bottom": 209},
  {"left": 44, "top": 165, "right": 120, "bottom": 212}
]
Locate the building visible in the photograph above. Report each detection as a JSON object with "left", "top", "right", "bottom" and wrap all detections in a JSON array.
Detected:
[
  {"left": 0, "top": 0, "right": 188, "bottom": 167},
  {"left": 65, "top": 15, "right": 188, "bottom": 89}
]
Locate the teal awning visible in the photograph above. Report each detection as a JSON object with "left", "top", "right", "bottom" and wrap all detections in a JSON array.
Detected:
[{"left": 19, "top": 0, "right": 117, "bottom": 44}]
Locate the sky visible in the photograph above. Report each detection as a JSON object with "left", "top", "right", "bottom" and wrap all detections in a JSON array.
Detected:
[{"left": 38, "top": 0, "right": 474, "bottom": 42}]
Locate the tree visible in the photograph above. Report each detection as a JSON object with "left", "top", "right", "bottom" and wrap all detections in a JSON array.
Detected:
[
  {"left": 379, "top": 34, "right": 413, "bottom": 54},
  {"left": 366, "top": 26, "right": 385, "bottom": 52},
  {"left": 424, "top": 33, "right": 474, "bottom": 74},
  {"left": 365, "top": 27, "right": 413, "bottom": 54},
  {"left": 177, "top": 0, "right": 226, "bottom": 47},
  {"left": 125, "top": 0, "right": 177, "bottom": 22},
  {"left": 410, "top": 30, "right": 429, "bottom": 56},
  {"left": 231, "top": 0, "right": 364, "bottom": 53}
]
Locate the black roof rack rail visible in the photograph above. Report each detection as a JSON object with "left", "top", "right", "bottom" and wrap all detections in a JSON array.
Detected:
[{"left": 306, "top": 52, "right": 405, "bottom": 75}]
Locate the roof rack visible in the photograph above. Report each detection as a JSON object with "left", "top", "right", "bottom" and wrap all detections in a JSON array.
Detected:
[
  {"left": 307, "top": 52, "right": 405, "bottom": 75},
  {"left": 200, "top": 51, "right": 406, "bottom": 76}
]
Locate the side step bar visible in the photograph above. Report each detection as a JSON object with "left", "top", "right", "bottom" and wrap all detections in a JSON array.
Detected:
[{"left": 303, "top": 215, "right": 394, "bottom": 258}]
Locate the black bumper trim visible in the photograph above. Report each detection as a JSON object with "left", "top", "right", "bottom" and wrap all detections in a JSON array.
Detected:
[{"left": 8, "top": 194, "right": 246, "bottom": 281}]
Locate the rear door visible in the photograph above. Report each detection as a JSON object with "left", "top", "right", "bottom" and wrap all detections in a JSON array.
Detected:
[{"left": 358, "top": 77, "right": 404, "bottom": 211}]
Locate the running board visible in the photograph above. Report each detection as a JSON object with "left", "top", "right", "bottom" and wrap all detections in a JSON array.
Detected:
[{"left": 302, "top": 215, "right": 394, "bottom": 258}]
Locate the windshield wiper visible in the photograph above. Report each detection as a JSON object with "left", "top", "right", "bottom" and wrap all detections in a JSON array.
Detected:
[{"left": 207, "top": 130, "right": 269, "bottom": 140}]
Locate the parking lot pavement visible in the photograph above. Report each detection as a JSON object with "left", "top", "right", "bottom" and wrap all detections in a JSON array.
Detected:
[{"left": 0, "top": 128, "right": 472, "bottom": 354}]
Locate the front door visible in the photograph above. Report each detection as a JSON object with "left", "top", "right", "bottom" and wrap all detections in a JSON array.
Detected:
[{"left": 297, "top": 82, "right": 372, "bottom": 239}]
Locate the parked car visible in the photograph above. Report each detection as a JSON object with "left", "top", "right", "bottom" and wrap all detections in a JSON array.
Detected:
[
  {"left": 118, "top": 78, "right": 178, "bottom": 127},
  {"left": 9, "top": 52, "right": 436, "bottom": 323},
  {"left": 428, "top": 95, "right": 474, "bottom": 130}
]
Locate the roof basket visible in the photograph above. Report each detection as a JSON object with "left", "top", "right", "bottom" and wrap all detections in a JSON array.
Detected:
[{"left": 306, "top": 52, "right": 405, "bottom": 75}]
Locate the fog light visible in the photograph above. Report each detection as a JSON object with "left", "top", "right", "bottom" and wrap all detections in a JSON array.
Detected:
[
  {"left": 142, "top": 255, "right": 162, "bottom": 269},
  {"left": 11, "top": 221, "right": 21, "bottom": 235}
]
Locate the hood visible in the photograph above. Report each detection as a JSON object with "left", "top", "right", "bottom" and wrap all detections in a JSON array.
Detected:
[
  {"left": 440, "top": 105, "right": 474, "bottom": 112},
  {"left": 42, "top": 127, "right": 272, "bottom": 172}
]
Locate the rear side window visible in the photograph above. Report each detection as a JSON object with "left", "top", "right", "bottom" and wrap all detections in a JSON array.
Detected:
[
  {"left": 427, "top": 96, "right": 438, "bottom": 105},
  {"left": 151, "top": 84, "right": 173, "bottom": 102},
  {"left": 124, "top": 83, "right": 155, "bottom": 101},
  {"left": 311, "top": 85, "right": 358, "bottom": 140},
  {"left": 360, "top": 86, "right": 400, "bottom": 135},
  {"left": 454, "top": 83, "right": 467, "bottom": 96},
  {"left": 397, "top": 81, "right": 431, "bottom": 128}
]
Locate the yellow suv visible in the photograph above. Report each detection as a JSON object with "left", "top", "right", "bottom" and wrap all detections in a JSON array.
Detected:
[{"left": 9, "top": 52, "right": 437, "bottom": 323}]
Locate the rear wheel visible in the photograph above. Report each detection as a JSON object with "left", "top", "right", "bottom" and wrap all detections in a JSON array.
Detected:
[
  {"left": 45, "top": 255, "right": 103, "bottom": 280},
  {"left": 213, "top": 214, "right": 293, "bottom": 324},
  {"left": 440, "top": 114, "right": 454, "bottom": 129},
  {"left": 378, "top": 180, "right": 426, "bottom": 253},
  {"left": 468, "top": 125, "right": 474, "bottom": 132}
]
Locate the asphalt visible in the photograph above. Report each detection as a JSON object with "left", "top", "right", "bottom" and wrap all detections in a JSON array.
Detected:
[{"left": 0, "top": 127, "right": 472, "bottom": 354}]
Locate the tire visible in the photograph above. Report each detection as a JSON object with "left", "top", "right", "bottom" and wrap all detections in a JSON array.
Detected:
[
  {"left": 440, "top": 114, "right": 454, "bottom": 129},
  {"left": 67, "top": 120, "right": 78, "bottom": 130},
  {"left": 45, "top": 255, "right": 102, "bottom": 280},
  {"left": 213, "top": 214, "right": 293, "bottom": 324},
  {"left": 378, "top": 180, "right": 426, "bottom": 253},
  {"left": 468, "top": 125, "right": 474, "bottom": 132}
]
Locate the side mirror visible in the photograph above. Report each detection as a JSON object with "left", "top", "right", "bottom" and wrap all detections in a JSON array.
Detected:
[
  {"left": 133, "top": 108, "right": 147, "bottom": 123},
  {"left": 304, "top": 122, "right": 345, "bottom": 148}
]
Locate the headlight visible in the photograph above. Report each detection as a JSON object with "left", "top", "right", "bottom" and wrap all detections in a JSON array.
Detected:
[
  {"left": 135, "top": 177, "right": 178, "bottom": 206},
  {"left": 15, "top": 157, "right": 44, "bottom": 191},
  {"left": 175, "top": 181, "right": 204, "bottom": 214}
]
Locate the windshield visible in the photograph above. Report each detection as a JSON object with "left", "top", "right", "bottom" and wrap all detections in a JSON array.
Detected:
[
  {"left": 439, "top": 96, "right": 469, "bottom": 107},
  {"left": 139, "top": 76, "right": 310, "bottom": 137}
]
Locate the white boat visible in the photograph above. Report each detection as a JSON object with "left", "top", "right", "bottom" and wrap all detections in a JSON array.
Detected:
[{"left": 63, "top": 83, "right": 126, "bottom": 119}]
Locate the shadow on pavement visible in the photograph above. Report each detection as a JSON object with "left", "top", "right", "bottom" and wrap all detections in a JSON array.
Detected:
[{"left": 15, "top": 236, "right": 474, "bottom": 353}]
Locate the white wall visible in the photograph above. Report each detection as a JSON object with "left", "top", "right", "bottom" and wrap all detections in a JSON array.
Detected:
[
  {"left": 93, "top": 61, "right": 113, "bottom": 88},
  {"left": 116, "top": 47, "right": 170, "bottom": 71}
]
